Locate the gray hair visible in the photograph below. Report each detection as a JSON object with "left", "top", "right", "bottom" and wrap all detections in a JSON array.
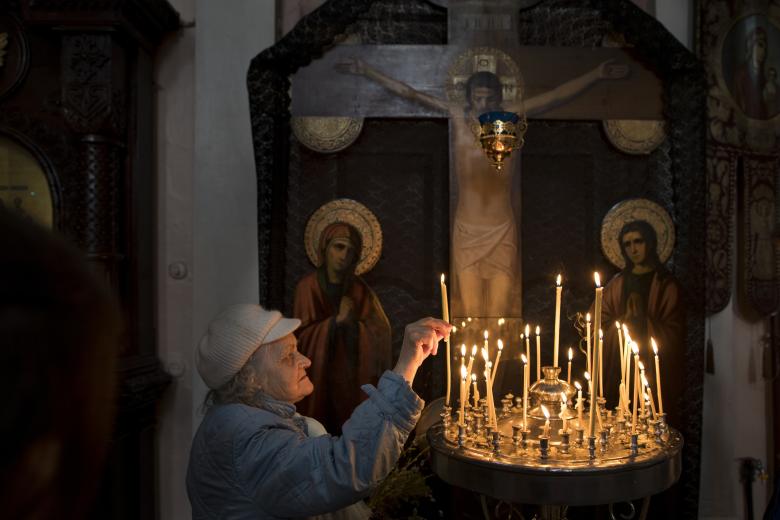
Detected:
[{"left": 202, "top": 347, "right": 264, "bottom": 412}]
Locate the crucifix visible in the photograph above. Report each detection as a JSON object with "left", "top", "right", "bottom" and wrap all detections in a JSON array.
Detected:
[{"left": 291, "top": 0, "right": 662, "bottom": 318}]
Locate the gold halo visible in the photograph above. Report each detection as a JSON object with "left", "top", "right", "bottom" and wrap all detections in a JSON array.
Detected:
[
  {"left": 291, "top": 116, "right": 364, "bottom": 153},
  {"left": 304, "top": 199, "right": 382, "bottom": 275},
  {"left": 600, "top": 198, "right": 675, "bottom": 270},
  {"left": 446, "top": 46, "right": 524, "bottom": 106}
]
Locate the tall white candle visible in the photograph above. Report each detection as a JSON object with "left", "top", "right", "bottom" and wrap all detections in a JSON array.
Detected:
[
  {"left": 631, "top": 342, "right": 640, "bottom": 434},
  {"left": 459, "top": 363, "right": 467, "bottom": 425},
  {"left": 638, "top": 361, "right": 646, "bottom": 415},
  {"left": 483, "top": 349, "right": 496, "bottom": 428},
  {"left": 586, "top": 313, "right": 592, "bottom": 377},
  {"left": 553, "top": 274, "right": 562, "bottom": 367},
  {"left": 593, "top": 273, "right": 603, "bottom": 380},
  {"left": 472, "top": 373, "right": 479, "bottom": 409},
  {"left": 652, "top": 337, "right": 664, "bottom": 415},
  {"left": 575, "top": 381, "right": 583, "bottom": 429},
  {"left": 560, "top": 392, "right": 568, "bottom": 432},
  {"left": 441, "top": 274, "right": 451, "bottom": 406},
  {"left": 598, "top": 329, "right": 604, "bottom": 398},
  {"left": 567, "top": 347, "right": 573, "bottom": 385},
  {"left": 524, "top": 325, "right": 531, "bottom": 381},
  {"left": 521, "top": 353, "right": 529, "bottom": 429},
  {"left": 535, "top": 325, "right": 541, "bottom": 381}
]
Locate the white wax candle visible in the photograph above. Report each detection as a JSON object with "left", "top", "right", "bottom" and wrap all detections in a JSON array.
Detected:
[
  {"left": 652, "top": 338, "right": 664, "bottom": 415},
  {"left": 575, "top": 381, "right": 583, "bottom": 428},
  {"left": 472, "top": 373, "right": 479, "bottom": 409},
  {"left": 535, "top": 326, "right": 541, "bottom": 381},
  {"left": 554, "top": 274, "right": 562, "bottom": 367},
  {"left": 521, "top": 354, "right": 529, "bottom": 429},
  {"left": 441, "top": 274, "right": 451, "bottom": 407},
  {"left": 460, "top": 363, "right": 467, "bottom": 424},
  {"left": 560, "top": 392, "right": 568, "bottom": 431},
  {"left": 631, "top": 343, "right": 639, "bottom": 434},
  {"left": 491, "top": 339, "right": 503, "bottom": 386},
  {"left": 524, "top": 326, "right": 531, "bottom": 384},
  {"left": 598, "top": 329, "right": 604, "bottom": 398},
  {"left": 586, "top": 313, "right": 592, "bottom": 377},
  {"left": 541, "top": 405, "right": 551, "bottom": 437},
  {"left": 638, "top": 361, "right": 646, "bottom": 415},
  {"left": 567, "top": 347, "right": 573, "bottom": 385}
]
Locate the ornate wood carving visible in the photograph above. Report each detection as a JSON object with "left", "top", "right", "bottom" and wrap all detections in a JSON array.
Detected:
[{"left": 706, "top": 146, "right": 737, "bottom": 313}]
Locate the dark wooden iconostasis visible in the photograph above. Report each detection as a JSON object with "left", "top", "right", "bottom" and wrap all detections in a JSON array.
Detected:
[
  {"left": 0, "top": 1, "right": 178, "bottom": 518},
  {"left": 249, "top": 0, "right": 705, "bottom": 517}
]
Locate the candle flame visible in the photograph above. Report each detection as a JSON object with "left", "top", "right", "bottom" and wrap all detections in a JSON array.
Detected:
[
  {"left": 487, "top": 361, "right": 493, "bottom": 369},
  {"left": 586, "top": 313, "right": 591, "bottom": 322},
  {"left": 461, "top": 320, "right": 466, "bottom": 328},
  {"left": 483, "top": 330, "right": 489, "bottom": 339},
  {"left": 521, "top": 353, "right": 528, "bottom": 364},
  {"left": 452, "top": 326, "right": 457, "bottom": 333},
  {"left": 638, "top": 360, "right": 645, "bottom": 371},
  {"left": 497, "top": 339, "right": 503, "bottom": 351},
  {"left": 594, "top": 272, "right": 601, "bottom": 287},
  {"left": 520, "top": 333, "right": 525, "bottom": 340},
  {"left": 525, "top": 324, "right": 530, "bottom": 335},
  {"left": 652, "top": 337, "right": 659, "bottom": 355},
  {"left": 482, "top": 348, "right": 489, "bottom": 362},
  {"left": 541, "top": 405, "right": 550, "bottom": 419},
  {"left": 615, "top": 321, "right": 621, "bottom": 329},
  {"left": 622, "top": 323, "right": 629, "bottom": 335},
  {"left": 467, "top": 317, "right": 472, "bottom": 322},
  {"left": 568, "top": 347, "right": 573, "bottom": 361},
  {"left": 460, "top": 364, "right": 467, "bottom": 379},
  {"left": 441, "top": 274, "right": 445, "bottom": 283},
  {"left": 498, "top": 317, "right": 505, "bottom": 326},
  {"left": 575, "top": 381, "right": 582, "bottom": 390},
  {"left": 598, "top": 329, "right": 603, "bottom": 339},
  {"left": 556, "top": 274, "right": 562, "bottom": 286},
  {"left": 461, "top": 344, "right": 466, "bottom": 357},
  {"left": 584, "top": 371, "right": 591, "bottom": 381},
  {"left": 471, "top": 373, "right": 477, "bottom": 382},
  {"left": 471, "top": 345, "right": 477, "bottom": 357},
  {"left": 631, "top": 342, "right": 639, "bottom": 355},
  {"left": 535, "top": 325, "right": 540, "bottom": 335}
]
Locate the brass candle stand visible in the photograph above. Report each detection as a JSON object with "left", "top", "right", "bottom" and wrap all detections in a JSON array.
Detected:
[{"left": 429, "top": 367, "right": 682, "bottom": 520}]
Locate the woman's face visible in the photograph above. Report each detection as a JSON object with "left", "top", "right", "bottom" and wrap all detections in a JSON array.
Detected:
[{"left": 255, "top": 334, "right": 314, "bottom": 403}]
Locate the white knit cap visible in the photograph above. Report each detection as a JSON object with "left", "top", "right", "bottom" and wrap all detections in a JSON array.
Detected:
[{"left": 196, "top": 304, "right": 301, "bottom": 389}]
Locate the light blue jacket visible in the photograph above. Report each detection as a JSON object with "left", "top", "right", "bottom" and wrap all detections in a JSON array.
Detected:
[{"left": 186, "top": 371, "right": 423, "bottom": 519}]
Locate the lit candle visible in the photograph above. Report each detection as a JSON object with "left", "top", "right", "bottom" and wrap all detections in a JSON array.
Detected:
[
  {"left": 491, "top": 339, "right": 504, "bottom": 386},
  {"left": 575, "top": 381, "right": 583, "bottom": 428},
  {"left": 541, "top": 405, "right": 551, "bottom": 437},
  {"left": 553, "top": 274, "right": 562, "bottom": 367},
  {"left": 465, "top": 345, "right": 476, "bottom": 402},
  {"left": 459, "top": 364, "right": 467, "bottom": 425},
  {"left": 560, "top": 392, "right": 568, "bottom": 432},
  {"left": 441, "top": 274, "right": 451, "bottom": 406},
  {"left": 524, "top": 325, "right": 531, "bottom": 380},
  {"left": 567, "top": 347, "right": 573, "bottom": 385},
  {"left": 643, "top": 374, "right": 658, "bottom": 420},
  {"left": 638, "top": 360, "right": 646, "bottom": 416},
  {"left": 535, "top": 325, "right": 541, "bottom": 381},
  {"left": 616, "top": 321, "right": 625, "bottom": 382},
  {"left": 521, "top": 354, "right": 529, "bottom": 429},
  {"left": 631, "top": 342, "right": 640, "bottom": 434},
  {"left": 483, "top": 348, "right": 496, "bottom": 428},
  {"left": 472, "top": 373, "right": 479, "bottom": 409},
  {"left": 593, "top": 273, "right": 603, "bottom": 381},
  {"left": 483, "top": 329, "right": 489, "bottom": 357},
  {"left": 586, "top": 313, "right": 592, "bottom": 377},
  {"left": 598, "top": 329, "right": 604, "bottom": 399},
  {"left": 622, "top": 325, "right": 632, "bottom": 413},
  {"left": 652, "top": 338, "right": 664, "bottom": 415}
]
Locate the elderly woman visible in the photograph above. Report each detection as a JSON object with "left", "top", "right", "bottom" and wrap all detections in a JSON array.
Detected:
[{"left": 187, "top": 303, "right": 450, "bottom": 519}]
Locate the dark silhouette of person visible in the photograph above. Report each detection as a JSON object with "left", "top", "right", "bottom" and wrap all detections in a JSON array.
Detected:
[{"left": 0, "top": 209, "right": 121, "bottom": 519}]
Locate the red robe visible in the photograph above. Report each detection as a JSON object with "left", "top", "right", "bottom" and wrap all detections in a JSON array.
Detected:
[
  {"left": 293, "top": 271, "right": 392, "bottom": 434},
  {"left": 598, "top": 270, "right": 686, "bottom": 429}
]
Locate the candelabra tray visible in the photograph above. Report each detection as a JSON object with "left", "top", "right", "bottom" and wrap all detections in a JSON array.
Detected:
[{"left": 427, "top": 421, "right": 682, "bottom": 506}]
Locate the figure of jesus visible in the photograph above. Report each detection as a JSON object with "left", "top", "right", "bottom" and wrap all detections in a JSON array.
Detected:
[{"left": 337, "top": 55, "right": 628, "bottom": 317}]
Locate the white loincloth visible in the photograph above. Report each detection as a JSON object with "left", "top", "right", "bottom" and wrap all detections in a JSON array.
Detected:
[{"left": 453, "top": 218, "right": 517, "bottom": 279}]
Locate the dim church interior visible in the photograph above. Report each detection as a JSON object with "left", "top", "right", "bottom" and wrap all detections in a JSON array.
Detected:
[{"left": 0, "top": 0, "right": 776, "bottom": 519}]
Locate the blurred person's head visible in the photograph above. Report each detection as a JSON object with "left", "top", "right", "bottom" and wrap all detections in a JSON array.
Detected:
[
  {"left": 197, "top": 304, "right": 311, "bottom": 408},
  {"left": 0, "top": 210, "right": 121, "bottom": 519}
]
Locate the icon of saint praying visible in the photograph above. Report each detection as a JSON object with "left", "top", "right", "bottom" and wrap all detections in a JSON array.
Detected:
[
  {"left": 293, "top": 220, "right": 392, "bottom": 435},
  {"left": 337, "top": 52, "right": 628, "bottom": 317}
]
